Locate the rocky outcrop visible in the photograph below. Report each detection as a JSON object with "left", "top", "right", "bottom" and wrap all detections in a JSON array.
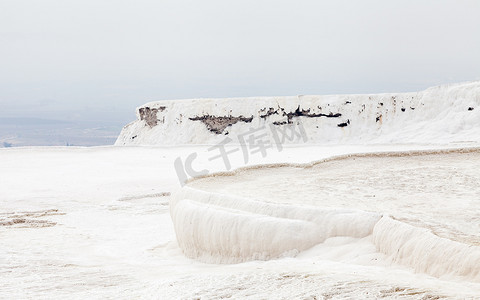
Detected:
[
  {"left": 189, "top": 115, "right": 253, "bottom": 134},
  {"left": 139, "top": 106, "right": 165, "bottom": 128}
]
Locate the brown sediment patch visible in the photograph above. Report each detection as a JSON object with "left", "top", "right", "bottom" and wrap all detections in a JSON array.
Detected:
[
  {"left": 117, "top": 192, "right": 171, "bottom": 202},
  {"left": 0, "top": 209, "right": 64, "bottom": 228},
  {"left": 189, "top": 115, "right": 253, "bottom": 134},
  {"left": 139, "top": 106, "right": 166, "bottom": 128}
]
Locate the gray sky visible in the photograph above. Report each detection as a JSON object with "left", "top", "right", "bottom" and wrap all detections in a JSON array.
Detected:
[{"left": 1, "top": 0, "right": 479, "bottom": 122}]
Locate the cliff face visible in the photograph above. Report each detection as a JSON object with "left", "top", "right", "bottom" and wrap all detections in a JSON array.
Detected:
[{"left": 115, "top": 81, "right": 480, "bottom": 145}]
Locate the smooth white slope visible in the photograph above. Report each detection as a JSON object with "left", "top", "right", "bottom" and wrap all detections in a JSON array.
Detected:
[
  {"left": 170, "top": 187, "right": 380, "bottom": 263},
  {"left": 373, "top": 216, "right": 480, "bottom": 282},
  {"left": 174, "top": 148, "right": 480, "bottom": 283},
  {"left": 116, "top": 81, "right": 480, "bottom": 146}
]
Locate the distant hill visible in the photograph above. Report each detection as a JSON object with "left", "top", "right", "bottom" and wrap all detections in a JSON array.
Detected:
[
  {"left": 116, "top": 81, "right": 480, "bottom": 146},
  {"left": 0, "top": 117, "right": 72, "bottom": 126}
]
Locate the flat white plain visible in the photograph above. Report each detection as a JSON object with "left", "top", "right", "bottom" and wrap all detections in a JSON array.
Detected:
[{"left": 1, "top": 144, "right": 479, "bottom": 299}]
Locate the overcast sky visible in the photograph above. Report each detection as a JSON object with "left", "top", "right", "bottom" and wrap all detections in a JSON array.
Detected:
[{"left": 1, "top": 0, "right": 479, "bottom": 122}]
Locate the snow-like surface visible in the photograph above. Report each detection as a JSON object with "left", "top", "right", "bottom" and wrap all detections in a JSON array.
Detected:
[
  {"left": 2, "top": 144, "right": 480, "bottom": 298},
  {"left": 116, "top": 81, "right": 480, "bottom": 146},
  {"left": 3, "top": 81, "right": 480, "bottom": 298},
  {"left": 171, "top": 187, "right": 380, "bottom": 263},
  {"left": 185, "top": 149, "right": 480, "bottom": 282}
]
